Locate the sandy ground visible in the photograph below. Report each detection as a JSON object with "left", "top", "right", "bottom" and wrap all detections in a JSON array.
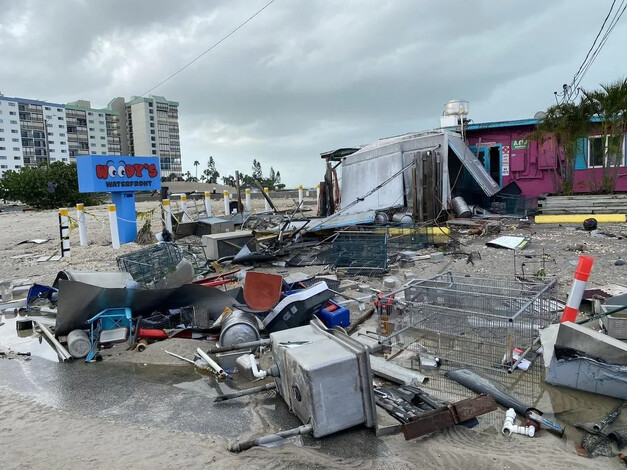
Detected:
[{"left": 0, "top": 200, "right": 626, "bottom": 469}]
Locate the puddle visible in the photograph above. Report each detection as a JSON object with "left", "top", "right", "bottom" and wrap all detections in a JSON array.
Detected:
[{"left": 0, "top": 315, "right": 61, "bottom": 361}]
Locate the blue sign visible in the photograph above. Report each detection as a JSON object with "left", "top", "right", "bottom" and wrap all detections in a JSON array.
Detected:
[
  {"left": 76, "top": 155, "right": 161, "bottom": 193},
  {"left": 76, "top": 155, "right": 162, "bottom": 244}
]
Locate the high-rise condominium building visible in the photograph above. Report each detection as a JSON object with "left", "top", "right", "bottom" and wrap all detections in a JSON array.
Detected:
[{"left": 0, "top": 94, "right": 181, "bottom": 177}]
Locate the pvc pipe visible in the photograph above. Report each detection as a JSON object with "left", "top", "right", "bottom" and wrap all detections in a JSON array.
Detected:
[
  {"left": 108, "top": 204, "right": 120, "bottom": 249},
  {"left": 76, "top": 203, "right": 88, "bottom": 247},
  {"left": 35, "top": 321, "right": 72, "bottom": 362},
  {"left": 196, "top": 348, "right": 226, "bottom": 378},
  {"left": 561, "top": 255, "right": 594, "bottom": 323},
  {"left": 180, "top": 194, "right": 191, "bottom": 222},
  {"left": 248, "top": 354, "right": 267, "bottom": 379},
  {"left": 245, "top": 188, "right": 252, "bottom": 211},
  {"left": 223, "top": 190, "right": 230, "bottom": 215},
  {"left": 204, "top": 192, "right": 213, "bottom": 217},
  {"left": 298, "top": 185, "right": 304, "bottom": 206},
  {"left": 58, "top": 208, "right": 71, "bottom": 257},
  {"left": 162, "top": 199, "right": 173, "bottom": 232},
  {"left": 502, "top": 408, "right": 535, "bottom": 437},
  {"left": 264, "top": 187, "right": 270, "bottom": 211}
]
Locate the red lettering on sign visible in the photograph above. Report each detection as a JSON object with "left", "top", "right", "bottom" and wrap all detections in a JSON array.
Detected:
[
  {"left": 96, "top": 165, "right": 109, "bottom": 179},
  {"left": 125, "top": 164, "right": 136, "bottom": 178},
  {"left": 133, "top": 164, "right": 144, "bottom": 177},
  {"left": 147, "top": 163, "right": 158, "bottom": 178}
]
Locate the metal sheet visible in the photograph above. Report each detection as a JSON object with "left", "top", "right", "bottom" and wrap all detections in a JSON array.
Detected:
[
  {"left": 341, "top": 151, "right": 404, "bottom": 214},
  {"left": 447, "top": 133, "right": 500, "bottom": 196},
  {"left": 55, "top": 280, "right": 236, "bottom": 336},
  {"left": 306, "top": 210, "right": 376, "bottom": 232}
]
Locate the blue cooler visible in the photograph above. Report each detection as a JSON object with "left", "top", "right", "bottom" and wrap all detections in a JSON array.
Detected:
[{"left": 317, "top": 300, "right": 350, "bottom": 328}]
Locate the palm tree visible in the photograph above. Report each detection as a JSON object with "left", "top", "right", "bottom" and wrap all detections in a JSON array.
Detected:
[
  {"left": 193, "top": 160, "right": 200, "bottom": 179},
  {"left": 581, "top": 78, "right": 627, "bottom": 192}
]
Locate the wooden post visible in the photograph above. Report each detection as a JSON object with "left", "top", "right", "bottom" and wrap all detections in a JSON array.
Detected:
[{"left": 235, "top": 171, "right": 243, "bottom": 213}]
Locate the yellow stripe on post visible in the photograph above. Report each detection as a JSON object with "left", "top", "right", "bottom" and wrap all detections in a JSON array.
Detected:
[
  {"left": 162, "top": 199, "right": 170, "bottom": 206},
  {"left": 108, "top": 204, "right": 116, "bottom": 212},
  {"left": 534, "top": 214, "right": 626, "bottom": 224},
  {"left": 76, "top": 203, "right": 84, "bottom": 211},
  {"left": 59, "top": 208, "right": 69, "bottom": 216}
]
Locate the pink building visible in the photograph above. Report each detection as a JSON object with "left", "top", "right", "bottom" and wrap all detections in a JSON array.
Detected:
[{"left": 465, "top": 118, "right": 627, "bottom": 197}]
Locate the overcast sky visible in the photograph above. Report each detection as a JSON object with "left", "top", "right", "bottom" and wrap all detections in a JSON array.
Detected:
[{"left": 1, "top": 0, "right": 625, "bottom": 186}]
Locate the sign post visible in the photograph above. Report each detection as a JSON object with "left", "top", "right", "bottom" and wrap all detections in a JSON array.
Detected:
[{"left": 77, "top": 156, "right": 161, "bottom": 244}]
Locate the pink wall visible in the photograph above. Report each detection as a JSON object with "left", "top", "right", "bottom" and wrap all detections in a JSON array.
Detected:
[{"left": 467, "top": 126, "right": 627, "bottom": 197}]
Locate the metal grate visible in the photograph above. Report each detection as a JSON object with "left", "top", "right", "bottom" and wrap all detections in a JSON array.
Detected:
[
  {"left": 380, "top": 272, "right": 557, "bottom": 373},
  {"left": 117, "top": 244, "right": 183, "bottom": 286},
  {"left": 331, "top": 231, "right": 388, "bottom": 275}
]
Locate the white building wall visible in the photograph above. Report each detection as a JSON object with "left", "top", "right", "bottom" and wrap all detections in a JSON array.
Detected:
[
  {"left": 0, "top": 98, "right": 22, "bottom": 175},
  {"left": 129, "top": 101, "right": 154, "bottom": 157},
  {"left": 86, "top": 109, "right": 109, "bottom": 155},
  {"left": 43, "top": 104, "right": 70, "bottom": 163}
]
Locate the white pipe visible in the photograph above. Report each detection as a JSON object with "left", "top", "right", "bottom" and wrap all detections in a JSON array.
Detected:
[
  {"left": 204, "top": 192, "right": 213, "bottom": 217},
  {"left": 196, "top": 348, "right": 226, "bottom": 377},
  {"left": 180, "top": 194, "right": 191, "bottom": 222},
  {"left": 35, "top": 321, "right": 72, "bottom": 362},
  {"left": 59, "top": 208, "right": 71, "bottom": 257},
  {"left": 248, "top": 354, "right": 267, "bottom": 379},
  {"left": 76, "top": 203, "right": 88, "bottom": 246},
  {"left": 223, "top": 191, "right": 230, "bottom": 215},
  {"left": 502, "top": 408, "right": 535, "bottom": 437},
  {"left": 264, "top": 187, "right": 270, "bottom": 211},
  {"left": 245, "top": 188, "right": 252, "bottom": 212},
  {"left": 108, "top": 204, "right": 120, "bottom": 249},
  {"left": 162, "top": 199, "right": 173, "bottom": 232}
]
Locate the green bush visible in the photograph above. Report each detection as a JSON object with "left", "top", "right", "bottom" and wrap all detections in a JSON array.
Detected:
[{"left": 0, "top": 162, "right": 102, "bottom": 209}]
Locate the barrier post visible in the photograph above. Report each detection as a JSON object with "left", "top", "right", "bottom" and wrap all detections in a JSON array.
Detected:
[
  {"left": 59, "top": 208, "right": 71, "bottom": 257},
  {"left": 561, "top": 255, "right": 595, "bottom": 323},
  {"left": 264, "top": 187, "right": 270, "bottom": 211},
  {"left": 223, "top": 190, "right": 230, "bottom": 215},
  {"left": 245, "top": 188, "right": 252, "bottom": 212},
  {"left": 180, "top": 194, "right": 191, "bottom": 222},
  {"left": 108, "top": 204, "right": 120, "bottom": 249},
  {"left": 76, "top": 203, "right": 88, "bottom": 247},
  {"left": 162, "top": 199, "right": 172, "bottom": 232},
  {"left": 298, "top": 185, "right": 304, "bottom": 206},
  {"left": 204, "top": 191, "right": 213, "bottom": 217}
]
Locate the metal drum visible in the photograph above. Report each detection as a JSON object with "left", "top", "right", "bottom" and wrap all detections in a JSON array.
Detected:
[
  {"left": 391, "top": 213, "right": 413, "bottom": 225},
  {"left": 67, "top": 329, "right": 91, "bottom": 358},
  {"left": 219, "top": 310, "right": 261, "bottom": 349},
  {"left": 452, "top": 196, "right": 472, "bottom": 218}
]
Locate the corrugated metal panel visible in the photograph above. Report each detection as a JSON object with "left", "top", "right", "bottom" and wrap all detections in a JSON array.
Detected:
[
  {"left": 447, "top": 133, "right": 500, "bottom": 196},
  {"left": 341, "top": 151, "right": 404, "bottom": 214},
  {"left": 307, "top": 210, "right": 376, "bottom": 232}
]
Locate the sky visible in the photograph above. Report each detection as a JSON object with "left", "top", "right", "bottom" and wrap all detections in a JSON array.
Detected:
[{"left": 1, "top": 0, "right": 626, "bottom": 187}]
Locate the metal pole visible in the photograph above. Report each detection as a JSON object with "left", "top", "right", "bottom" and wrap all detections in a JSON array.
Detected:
[
  {"left": 35, "top": 321, "right": 71, "bottom": 362},
  {"left": 229, "top": 423, "right": 313, "bottom": 453},
  {"left": 207, "top": 338, "right": 271, "bottom": 354},
  {"left": 214, "top": 382, "right": 276, "bottom": 402}
]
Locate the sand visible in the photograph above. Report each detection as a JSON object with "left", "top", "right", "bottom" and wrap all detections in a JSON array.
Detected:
[{"left": 0, "top": 201, "right": 626, "bottom": 469}]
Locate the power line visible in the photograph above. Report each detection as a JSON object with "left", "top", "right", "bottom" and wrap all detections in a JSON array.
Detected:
[
  {"left": 139, "top": 0, "right": 277, "bottom": 97},
  {"left": 565, "top": 0, "right": 627, "bottom": 101},
  {"left": 573, "top": 0, "right": 627, "bottom": 93},
  {"left": 570, "top": 0, "right": 616, "bottom": 86}
]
